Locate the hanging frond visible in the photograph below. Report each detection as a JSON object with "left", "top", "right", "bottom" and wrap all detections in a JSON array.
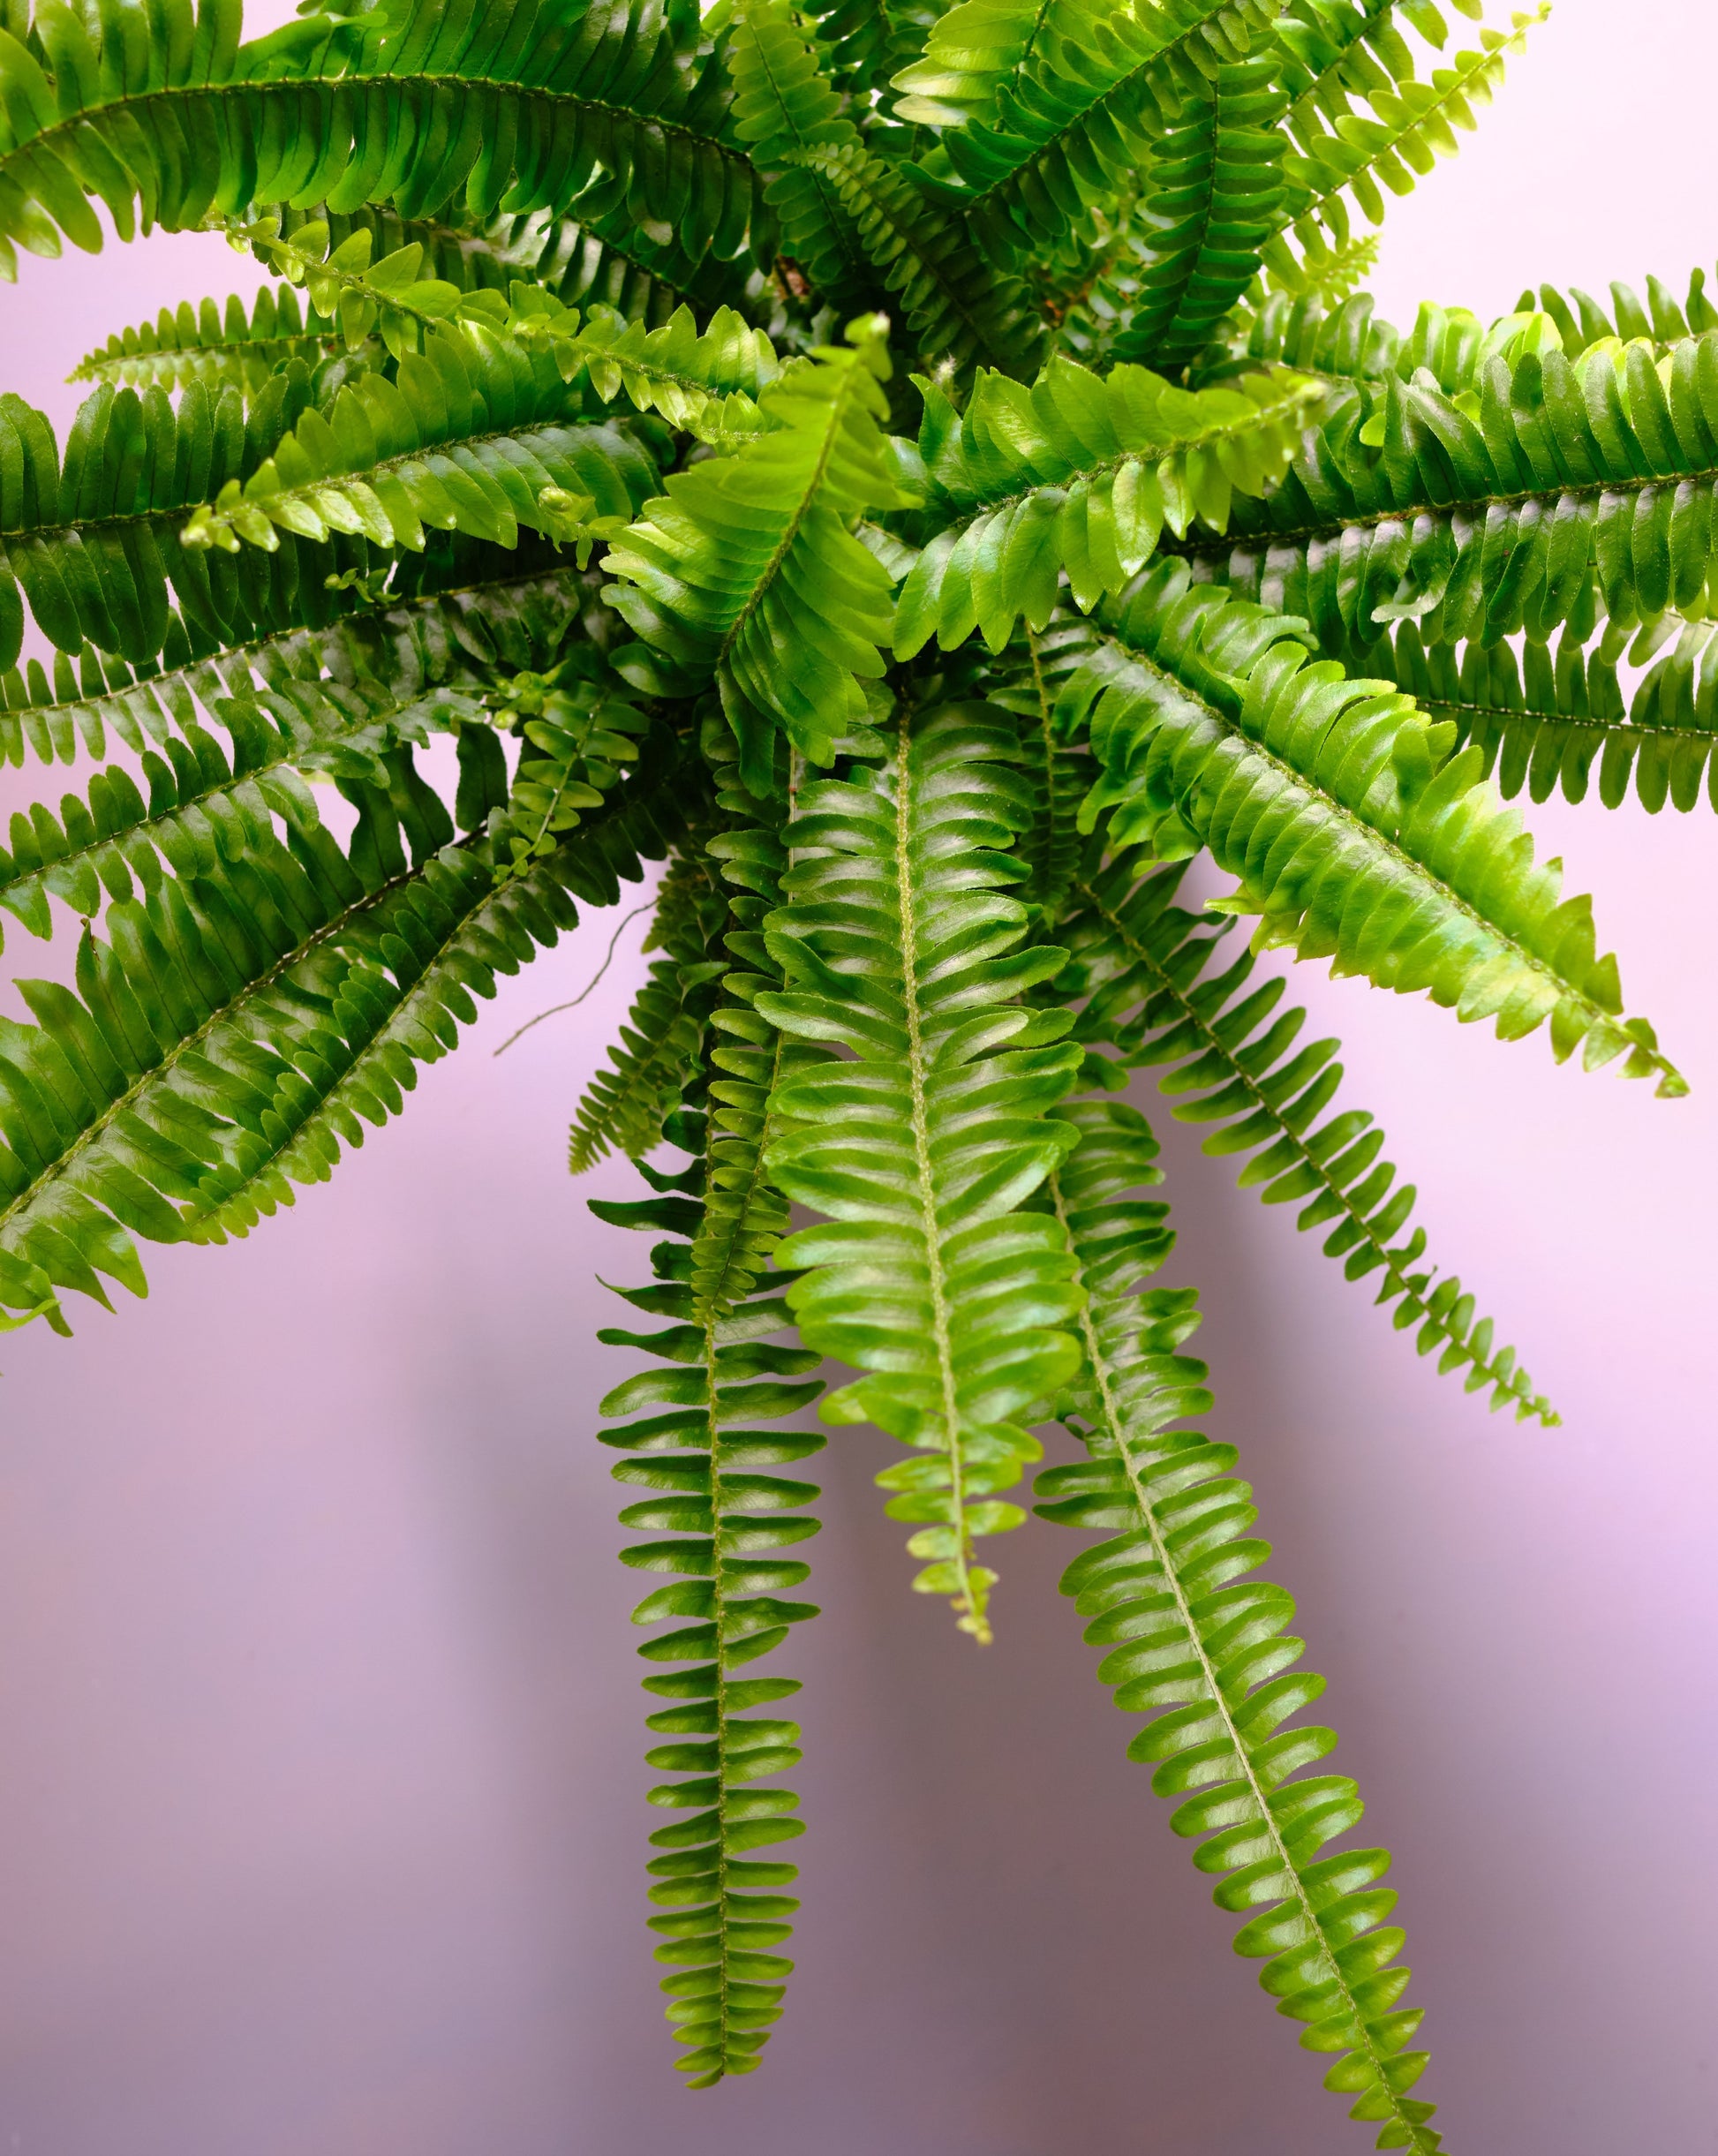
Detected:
[
  {"left": 603, "top": 323, "right": 900, "bottom": 793},
  {"left": 594, "top": 1124, "right": 824, "bottom": 2085},
  {"left": 987, "top": 627, "right": 1087, "bottom": 923},
  {"left": 1038, "top": 1095, "right": 1443, "bottom": 2154},
  {"left": 1263, "top": 8, "right": 1545, "bottom": 292},
  {"left": 755, "top": 705, "right": 1085, "bottom": 1641},
  {"left": 1068, "top": 562, "right": 1684, "bottom": 1092},
  {"left": 1056, "top": 853, "right": 1558, "bottom": 1419},
  {"left": 893, "top": 359, "right": 1321, "bottom": 659},
  {"left": 0, "top": 725, "right": 688, "bottom": 1328}
]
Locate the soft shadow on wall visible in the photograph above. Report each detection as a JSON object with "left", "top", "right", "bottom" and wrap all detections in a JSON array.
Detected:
[{"left": 0, "top": 2, "right": 1714, "bottom": 2151}]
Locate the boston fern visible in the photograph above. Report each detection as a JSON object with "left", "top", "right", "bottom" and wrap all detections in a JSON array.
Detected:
[{"left": 0, "top": 0, "right": 1690, "bottom": 2135}]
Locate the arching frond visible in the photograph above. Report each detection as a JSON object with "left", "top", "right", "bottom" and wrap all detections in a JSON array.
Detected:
[
  {"left": 1068, "top": 562, "right": 1683, "bottom": 1092},
  {"left": 893, "top": 359, "right": 1320, "bottom": 660},
  {"left": 756, "top": 705, "right": 1085, "bottom": 1641},
  {"left": 1038, "top": 1095, "right": 1443, "bottom": 2154},
  {"left": 72, "top": 282, "right": 345, "bottom": 400},
  {"left": 594, "top": 1126, "right": 824, "bottom": 2085},
  {"left": 1056, "top": 854, "right": 1557, "bottom": 1419},
  {"left": 603, "top": 325, "right": 900, "bottom": 793}
]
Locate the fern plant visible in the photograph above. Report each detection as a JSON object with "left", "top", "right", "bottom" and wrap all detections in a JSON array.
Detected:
[{"left": 0, "top": 0, "right": 1685, "bottom": 2137}]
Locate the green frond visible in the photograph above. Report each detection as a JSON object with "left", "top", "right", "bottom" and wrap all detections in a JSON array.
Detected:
[
  {"left": 1056, "top": 854, "right": 1557, "bottom": 1420},
  {"left": 892, "top": 0, "right": 1279, "bottom": 258},
  {"left": 1111, "top": 57, "right": 1285, "bottom": 370},
  {"left": 0, "top": 551, "right": 599, "bottom": 771},
  {"left": 72, "top": 282, "right": 345, "bottom": 400},
  {"left": 593, "top": 1127, "right": 824, "bottom": 2085},
  {"left": 0, "top": 667, "right": 485, "bottom": 951},
  {"left": 1190, "top": 317, "right": 1718, "bottom": 652},
  {"left": 0, "top": 0, "right": 769, "bottom": 287},
  {"left": 1037, "top": 1095, "right": 1443, "bottom": 2152},
  {"left": 603, "top": 324, "right": 900, "bottom": 793},
  {"left": 1516, "top": 264, "right": 1718, "bottom": 365},
  {"left": 754, "top": 704, "right": 1085, "bottom": 1641},
  {"left": 1068, "top": 561, "right": 1684, "bottom": 1093},
  {"left": 569, "top": 843, "right": 728, "bottom": 1174},
  {"left": 0, "top": 725, "right": 685, "bottom": 1327},
  {"left": 893, "top": 358, "right": 1322, "bottom": 660},
  {"left": 694, "top": 726, "right": 826, "bottom": 1316},
  {"left": 178, "top": 325, "right": 659, "bottom": 562},
  {"left": 986, "top": 625, "right": 1087, "bottom": 923},
  {"left": 800, "top": 0, "right": 939, "bottom": 103},
  {"left": 1372, "top": 612, "right": 1718, "bottom": 817},
  {"left": 1273, "top": 0, "right": 1481, "bottom": 139},
  {"left": 1263, "top": 8, "right": 1545, "bottom": 292}
]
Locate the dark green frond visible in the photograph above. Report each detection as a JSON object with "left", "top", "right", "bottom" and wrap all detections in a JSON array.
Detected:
[
  {"left": 1068, "top": 562, "right": 1683, "bottom": 1092},
  {"left": 756, "top": 704, "right": 1085, "bottom": 1640},
  {"left": 1056, "top": 856, "right": 1557, "bottom": 1420},
  {"left": 595, "top": 1131, "right": 824, "bottom": 2085},
  {"left": 1038, "top": 1095, "right": 1443, "bottom": 2153}
]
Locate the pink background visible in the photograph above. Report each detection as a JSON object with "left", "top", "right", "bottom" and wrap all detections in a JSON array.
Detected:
[{"left": 0, "top": 4, "right": 1711, "bottom": 2149}]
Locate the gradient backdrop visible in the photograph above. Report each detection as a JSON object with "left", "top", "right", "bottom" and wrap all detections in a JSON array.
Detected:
[{"left": 0, "top": 3, "right": 1712, "bottom": 2150}]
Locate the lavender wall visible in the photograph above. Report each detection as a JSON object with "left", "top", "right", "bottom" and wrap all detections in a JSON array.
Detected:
[{"left": 0, "top": 4, "right": 1713, "bottom": 2150}]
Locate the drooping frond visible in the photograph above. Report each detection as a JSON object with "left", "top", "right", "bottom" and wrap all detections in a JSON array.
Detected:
[
  {"left": 695, "top": 728, "right": 826, "bottom": 1316},
  {"left": 0, "top": 550, "right": 599, "bottom": 771},
  {"left": 892, "top": 359, "right": 1320, "bottom": 660},
  {"left": 1056, "top": 853, "right": 1557, "bottom": 1419},
  {"left": 603, "top": 324, "right": 900, "bottom": 792},
  {"left": 1067, "top": 562, "right": 1684, "bottom": 1092},
  {"left": 1038, "top": 1095, "right": 1443, "bottom": 2153},
  {"left": 592, "top": 1124, "right": 824, "bottom": 2084},
  {"left": 755, "top": 705, "right": 1085, "bottom": 1640},
  {"left": 0, "top": 728, "right": 686, "bottom": 1327},
  {"left": 0, "top": 667, "right": 484, "bottom": 950},
  {"left": 988, "top": 627, "right": 1086, "bottom": 923},
  {"left": 568, "top": 839, "right": 727, "bottom": 1174},
  {"left": 1263, "top": 8, "right": 1545, "bottom": 292}
]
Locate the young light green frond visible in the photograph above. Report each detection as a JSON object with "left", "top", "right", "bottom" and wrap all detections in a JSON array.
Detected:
[
  {"left": 0, "top": 0, "right": 768, "bottom": 285},
  {"left": 1192, "top": 320, "right": 1718, "bottom": 652},
  {"left": 892, "top": 0, "right": 1278, "bottom": 258},
  {"left": 179, "top": 326, "right": 659, "bottom": 561},
  {"left": 569, "top": 843, "right": 728, "bottom": 1174},
  {"left": 754, "top": 704, "right": 1086, "bottom": 1641},
  {"left": 893, "top": 359, "right": 1321, "bottom": 660},
  {"left": 1516, "top": 265, "right": 1718, "bottom": 364},
  {"left": 1069, "top": 562, "right": 1684, "bottom": 1093},
  {"left": 594, "top": 1127, "right": 825, "bottom": 2085},
  {"left": 1111, "top": 57, "right": 1285, "bottom": 370},
  {"left": 1263, "top": 8, "right": 1545, "bottom": 291},
  {"left": 1057, "top": 854, "right": 1557, "bottom": 1420},
  {"left": 1038, "top": 1097, "right": 1443, "bottom": 2152},
  {"left": 1373, "top": 613, "right": 1718, "bottom": 817},
  {"left": 602, "top": 326, "right": 900, "bottom": 794},
  {"left": 72, "top": 283, "right": 344, "bottom": 400}
]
